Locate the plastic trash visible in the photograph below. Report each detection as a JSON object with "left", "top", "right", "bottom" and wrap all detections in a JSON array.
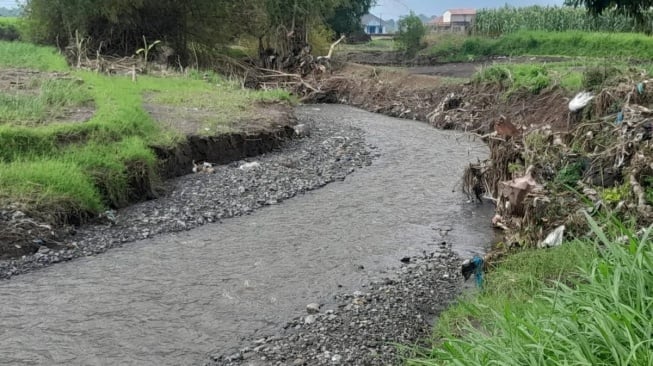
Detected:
[
  {"left": 538, "top": 225, "right": 565, "bottom": 248},
  {"left": 569, "top": 92, "right": 594, "bottom": 112}
]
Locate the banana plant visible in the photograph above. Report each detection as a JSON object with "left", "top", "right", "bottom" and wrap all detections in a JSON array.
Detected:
[{"left": 136, "top": 36, "right": 161, "bottom": 72}]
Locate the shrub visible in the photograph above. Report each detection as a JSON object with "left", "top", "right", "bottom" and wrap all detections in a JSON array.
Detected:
[{"left": 396, "top": 12, "right": 426, "bottom": 57}]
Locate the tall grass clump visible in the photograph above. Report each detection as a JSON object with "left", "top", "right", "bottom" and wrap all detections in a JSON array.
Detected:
[
  {"left": 412, "top": 216, "right": 653, "bottom": 366},
  {"left": 474, "top": 64, "right": 551, "bottom": 94},
  {"left": 473, "top": 5, "right": 653, "bottom": 36}
]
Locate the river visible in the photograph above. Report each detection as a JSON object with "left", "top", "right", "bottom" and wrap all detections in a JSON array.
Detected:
[{"left": 0, "top": 105, "right": 495, "bottom": 365}]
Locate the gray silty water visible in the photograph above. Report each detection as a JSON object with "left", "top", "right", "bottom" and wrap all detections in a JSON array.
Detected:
[{"left": 0, "top": 105, "right": 495, "bottom": 366}]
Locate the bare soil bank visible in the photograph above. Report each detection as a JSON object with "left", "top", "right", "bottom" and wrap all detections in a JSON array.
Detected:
[{"left": 308, "top": 63, "right": 568, "bottom": 134}]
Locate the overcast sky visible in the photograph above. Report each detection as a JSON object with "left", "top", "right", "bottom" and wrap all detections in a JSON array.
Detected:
[
  {"left": 373, "top": 0, "right": 564, "bottom": 20},
  {"left": 0, "top": 0, "right": 19, "bottom": 9}
]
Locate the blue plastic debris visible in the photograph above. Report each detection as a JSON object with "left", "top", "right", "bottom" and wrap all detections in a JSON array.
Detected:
[
  {"left": 616, "top": 111, "right": 624, "bottom": 125},
  {"left": 637, "top": 82, "right": 645, "bottom": 94},
  {"left": 472, "top": 256, "right": 484, "bottom": 288}
]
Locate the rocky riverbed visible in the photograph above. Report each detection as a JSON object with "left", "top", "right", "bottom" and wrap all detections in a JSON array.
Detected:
[
  {"left": 0, "top": 107, "right": 374, "bottom": 280},
  {"left": 208, "top": 247, "right": 466, "bottom": 366},
  {"left": 0, "top": 105, "right": 493, "bottom": 366}
]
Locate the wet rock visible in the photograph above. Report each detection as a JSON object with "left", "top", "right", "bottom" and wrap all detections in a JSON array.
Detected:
[{"left": 306, "top": 303, "right": 321, "bottom": 314}]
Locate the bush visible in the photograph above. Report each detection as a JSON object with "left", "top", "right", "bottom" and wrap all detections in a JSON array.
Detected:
[{"left": 396, "top": 12, "right": 426, "bottom": 57}]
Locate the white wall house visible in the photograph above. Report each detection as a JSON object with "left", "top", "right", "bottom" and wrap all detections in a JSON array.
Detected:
[
  {"left": 361, "top": 13, "right": 386, "bottom": 35},
  {"left": 440, "top": 8, "right": 476, "bottom": 31}
]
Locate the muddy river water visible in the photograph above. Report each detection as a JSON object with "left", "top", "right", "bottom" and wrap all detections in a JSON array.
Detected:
[{"left": 0, "top": 105, "right": 495, "bottom": 365}]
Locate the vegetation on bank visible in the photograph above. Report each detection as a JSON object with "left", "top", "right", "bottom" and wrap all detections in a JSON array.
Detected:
[
  {"left": 0, "top": 41, "right": 291, "bottom": 224},
  {"left": 471, "top": 58, "right": 653, "bottom": 94},
  {"left": 426, "top": 31, "right": 653, "bottom": 62},
  {"left": 0, "top": 16, "right": 22, "bottom": 41},
  {"left": 413, "top": 217, "right": 652, "bottom": 365},
  {"left": 473, "top": 6, "right": 653, "bottom": 36},
  {"left": 23, "top": 0, "right": 373, "bottom": 68}
]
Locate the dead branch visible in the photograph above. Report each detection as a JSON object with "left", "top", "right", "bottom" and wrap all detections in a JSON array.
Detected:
[{"left": 318, "top": 35, "right": 346, "bottom": 61}]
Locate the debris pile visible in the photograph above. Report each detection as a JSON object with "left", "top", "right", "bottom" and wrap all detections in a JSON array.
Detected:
[{"left": 465, "top": 82, "right": 653, "bottom": 246}]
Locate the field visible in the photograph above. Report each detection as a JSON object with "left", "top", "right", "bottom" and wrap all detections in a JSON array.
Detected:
[
  {"left": 425, "top": 31, "right": 653, "bottom": 62},
  {"left": 0, "top": 41, "right": 291, "bottom": 224},
  {"left": 472, "top": 5, "right": 652, "bottom": 35}
]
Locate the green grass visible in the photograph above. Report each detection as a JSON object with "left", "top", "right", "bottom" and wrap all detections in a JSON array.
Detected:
[
  {"left": 0, "top": 41, "right": 290, "bottom": 224},
  {"left": 340, "top": 38, "right": 396, "bottom": 52},
  {"left": 426, "top": 31, "right": 653, "bottom": 62},
  {"left": 0, "top": 79, "right": 93, "bottom": 125},
  {"left": 472, "top": 58, "right": 652, "bottom": 94},
  {"left": 0, "top": 41, "right": 67, "bottom": 70},
  {"left": 0, "top": 159, "right": 104, "bottom": 222},
  {"left": 412, "top": 216, "right": 653, "bottom": 365}
]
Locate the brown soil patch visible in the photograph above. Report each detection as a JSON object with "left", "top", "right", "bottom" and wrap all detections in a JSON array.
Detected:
[
  {"left": 144, "top": 94, "right": 294, "bottom": 136},
  {"left": 0, "top": 68, "right": 95, "bottom": 124}
]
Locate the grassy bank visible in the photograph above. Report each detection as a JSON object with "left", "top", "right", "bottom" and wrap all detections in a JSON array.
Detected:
[
  {"left": 0, "top": 41, "right": 291, "bottom": 224},
  {"left": 471, "top": 58, "right": 653, "bottom": 94},
  {"left": 426, "top": 31, "right": 653, "bottom": 62},
  {"left": 0, "top": 16, "right": 23, "bottom": 41},
  {"left": 413, "top": 217, "right": 652, "bottom": 365}
]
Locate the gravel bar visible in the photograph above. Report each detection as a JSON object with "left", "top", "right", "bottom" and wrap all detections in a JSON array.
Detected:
[
  {"left": 207, "top": 247, "right": 465, "bottom": 366},
  {"left": 0, "top": 111, "right": 374, "bottom": 280}
]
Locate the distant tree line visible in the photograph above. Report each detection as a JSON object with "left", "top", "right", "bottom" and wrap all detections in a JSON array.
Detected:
[
  {"left": 0, "top": 7, "right": 21, "bottom": 17},
  {"left": 23, "top": 0, "right": 374, "bottom": 65}
]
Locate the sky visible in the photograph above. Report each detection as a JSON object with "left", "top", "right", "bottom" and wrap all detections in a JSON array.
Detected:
[
  {"left": 0, "top": 0, "right": 18, "bottom": 9},
  {"left": 371, "top": 0, "right": 565, "bottom": 20}
]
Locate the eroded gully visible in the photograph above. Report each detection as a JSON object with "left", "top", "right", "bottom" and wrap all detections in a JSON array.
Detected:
[{"left": 0, "top": 105, "right": 495, "bottom": 365}]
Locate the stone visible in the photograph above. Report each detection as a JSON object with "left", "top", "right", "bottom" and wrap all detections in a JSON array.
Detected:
[
  {"left": 306, "top": 303, "right": 321, "bottom": 314},
  {"left": 304, "top": 315, "right": 317, "bottom": 325}
]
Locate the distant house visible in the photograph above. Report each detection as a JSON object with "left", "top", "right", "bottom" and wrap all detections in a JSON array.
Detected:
[
  {"left": 433, "top": 8, "right": 476, "bottom": 32},
  {"left": 428, "top": 16, "right": 448, "bottom": 30},
  {"left": 361, "top": 13, "right": 386, "bottom": 35}
]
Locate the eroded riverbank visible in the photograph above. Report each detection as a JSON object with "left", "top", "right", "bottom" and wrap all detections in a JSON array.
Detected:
[{"left": 0, "top": 105, "right": 495, "bottom": 365}]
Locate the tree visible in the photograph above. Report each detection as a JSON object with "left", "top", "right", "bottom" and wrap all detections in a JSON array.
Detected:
[
  {"left": 396, "top": 12, "right": 425, "bottom": 57},
  {"left": 564, "top": 0, "right": 653, "bottom": 20},
  {"left": 24, "top": 0, "right": 266, "bottom": 61},
  {"left": 23, "top": 0, "right": 357, "bottom": 67},
  {"left": 326, "top": 0, "right": 375, "bottom": 36}
]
